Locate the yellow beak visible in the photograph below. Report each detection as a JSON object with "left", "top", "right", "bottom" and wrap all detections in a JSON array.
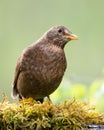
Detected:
[{"left": 65, "top": 34, "right": 78, "bottom": 40}]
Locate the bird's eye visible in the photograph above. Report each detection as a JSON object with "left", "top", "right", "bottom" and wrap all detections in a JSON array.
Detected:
[{"left": 58, "top": 29, "right": 62, "bottom": 33}]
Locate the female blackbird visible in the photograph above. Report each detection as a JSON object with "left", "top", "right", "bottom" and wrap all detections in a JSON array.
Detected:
[{"left": 12, "top": 25, "right": 78, "bottom": 102}]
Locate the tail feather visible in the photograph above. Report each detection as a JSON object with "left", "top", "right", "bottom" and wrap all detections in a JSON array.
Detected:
[{"left": 11, "top": 85, "right": 18, "bottom": 99}]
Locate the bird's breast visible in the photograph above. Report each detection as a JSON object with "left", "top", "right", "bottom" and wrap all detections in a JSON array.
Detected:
[
  {"left": 22, "top": 45, "right": 67, "bottom": 84},
  {"left": 34, "top": 46, "right": 67, "bottom": 84}
]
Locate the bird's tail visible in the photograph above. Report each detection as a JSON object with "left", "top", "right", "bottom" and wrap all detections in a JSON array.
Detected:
[{"left": 11, "top": 84, "right": 18, "bottom": 99}]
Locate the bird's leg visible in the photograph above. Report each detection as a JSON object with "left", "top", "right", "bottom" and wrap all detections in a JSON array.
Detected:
[
  {"left": 47, "top": 96, "right": 52, "bottom": 103},
  {"left": 36, "top": 96, "right": 52, "bottom": 103},
  {"left": 36, "top": 98, "right": 44, "bottom": 103},
  {"left": 18, "top": 94, "right": 25, "bottom": 101}
]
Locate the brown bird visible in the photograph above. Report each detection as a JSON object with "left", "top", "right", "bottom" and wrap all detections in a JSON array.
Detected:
[{"left": 12, "top": 25, "right": 78, "bottom": 102}]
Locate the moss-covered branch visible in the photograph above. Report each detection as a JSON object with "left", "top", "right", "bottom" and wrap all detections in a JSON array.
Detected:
[{"left": 0, "top": 96, "right": 104, "bottom": 130}]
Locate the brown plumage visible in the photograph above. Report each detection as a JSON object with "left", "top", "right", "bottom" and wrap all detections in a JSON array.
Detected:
[{"left": 12, "top": 25, "right": 78, "bottom": 102}]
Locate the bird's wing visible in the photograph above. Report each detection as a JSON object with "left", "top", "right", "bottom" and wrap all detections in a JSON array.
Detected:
[{"left": 12, "top": 57, "right": 21, "bottom": 98}]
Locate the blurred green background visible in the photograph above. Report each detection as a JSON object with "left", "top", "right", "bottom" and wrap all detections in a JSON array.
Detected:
[{"left": 0, "top": 0, "right": 104, "bottom": 111}]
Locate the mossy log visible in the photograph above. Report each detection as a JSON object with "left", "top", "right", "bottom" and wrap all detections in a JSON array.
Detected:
[{"left": 0, "top": 96, "right": 104, "bottom": 130}]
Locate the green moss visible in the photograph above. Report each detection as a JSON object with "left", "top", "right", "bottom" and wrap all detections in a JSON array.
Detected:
[{"left": 0, "top": 96, "right": 104, "bottom": 130}]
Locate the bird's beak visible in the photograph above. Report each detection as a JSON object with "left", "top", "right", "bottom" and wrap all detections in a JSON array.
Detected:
[{"left": 65, "top": 32, "right": 78, "bottom": 40}]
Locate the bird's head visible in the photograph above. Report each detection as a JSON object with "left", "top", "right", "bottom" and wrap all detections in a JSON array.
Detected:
[{"left": 46, "top": 25, "right": 78, "bottom": 49}]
